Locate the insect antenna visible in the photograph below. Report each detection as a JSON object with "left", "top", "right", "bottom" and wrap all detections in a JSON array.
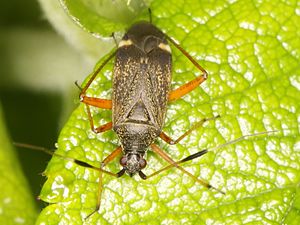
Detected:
[
  {"left": 74, "top": 80, "right": 82, "bottom": 91},
  {"left": 146, "top": 130, "right": 278, "bottom": 194},
  {"left": 13, "top": 142, "right": 118, "bottom": 177},
  {"left": 148, "top": 8, "right": 152, "bottom": 24}
]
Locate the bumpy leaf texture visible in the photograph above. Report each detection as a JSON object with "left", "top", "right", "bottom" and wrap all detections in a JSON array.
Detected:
[{"left": 37, "top": 0, "right": 300, "bottom": 224}]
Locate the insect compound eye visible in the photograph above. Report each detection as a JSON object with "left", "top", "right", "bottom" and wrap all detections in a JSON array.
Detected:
[
  {"left": 120, "top": 156, "right": 127, "bottom": 167},
  {"left": 139, "top": 158, "right": 147, "bottom": 169},
  {"left": 144, "top": 36, "right": 158, "bottom": 54},
  {"left": 123, "top": 33, "right": 129, "bottom": 40}
]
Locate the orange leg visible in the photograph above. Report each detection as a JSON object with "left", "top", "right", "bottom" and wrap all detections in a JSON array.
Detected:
[
  {"left": 160, "top": 115, "right": 220, "bottom": 145},
  {"left": 85, "top": 104, "right": 112, "bottom": 134},
  {"left": 101, "top": 146, "right": 122, "bottom": 167},
  {"left": 81, "top": 97, "right": 112, "bottom": 109},
  {"left": 78, "top": 51, "right": 115, "bottom": 134},
  {"left": 164, "top": 34, "right": 207, "bottom": 102},
  {"left": 86, "top": 146, "right": 122, "bottom": 220},
  {"left": 94, "top": 122, "right": 113, "bottom": 133},
  {"left": 168, "top": 75, "right": 206, "bottom": 102}
]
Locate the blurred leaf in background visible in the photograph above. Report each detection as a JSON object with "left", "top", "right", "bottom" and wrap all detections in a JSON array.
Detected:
[
  {"left": 0, "top": 0, "right": 62, "bottom": 214},
  {"left": 0, "top": 0, "right": 107, "bottom": 215},
  {"left": 0, "top": 106, "right": 37, "bottom": 225},
  {"left": 0, "top": 0, "right": 121, "bottom": 222}
]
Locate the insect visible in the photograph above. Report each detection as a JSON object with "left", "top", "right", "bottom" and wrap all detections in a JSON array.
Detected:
[
  {"left": 77, "top": 9, "right": 224, "bottom": 218},
  {"left": 14, "top": 9, "right": 277, "bottom": 221}
]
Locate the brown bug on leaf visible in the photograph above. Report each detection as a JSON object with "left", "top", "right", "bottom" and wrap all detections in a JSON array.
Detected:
[
  {"left": 78, "top": 9, "right": 224, "bottom": 218},
  {"left": 14, "top": 9, "right": 277, "bottom": 220}
]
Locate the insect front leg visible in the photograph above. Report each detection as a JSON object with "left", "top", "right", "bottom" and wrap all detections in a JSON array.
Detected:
[{"left": 85, "top": 146, "right": 122, "bottom": 220}]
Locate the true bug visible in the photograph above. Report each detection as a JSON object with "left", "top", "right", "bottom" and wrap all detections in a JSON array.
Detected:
[
  {"left": 77, "top": 9, "right": 225, "bottom": 218},
  {"left": 13, "top": 8, "right": 280, "bottom": 223}
]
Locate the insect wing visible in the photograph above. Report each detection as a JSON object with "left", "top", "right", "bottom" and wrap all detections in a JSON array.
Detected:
[
  {"left": 145, "top": 46, "right": 172, "bottom": 128},
  {"left": 112, "top": 44, "right": 171, "bottom": 129}
]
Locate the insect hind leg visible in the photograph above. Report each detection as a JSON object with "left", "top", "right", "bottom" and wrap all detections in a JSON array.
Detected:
[{"left": 165, "top": 34, "right": 208, "bottom": 102}]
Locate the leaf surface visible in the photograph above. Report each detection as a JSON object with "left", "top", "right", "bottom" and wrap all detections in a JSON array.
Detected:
[{"left": 37, "top": 0, "right": 300, "bottom": 224}]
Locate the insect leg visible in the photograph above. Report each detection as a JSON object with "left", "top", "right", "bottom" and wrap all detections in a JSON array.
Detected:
[
  {"left": 168, "top": 75, "right": 207, "bottom": 102},
  {"left": 81, "top": 97, "right": 112, "bottom": 109},
  {"left": 77, "top": 57, "right": 114, "bottom": 135},
  {"left": 149, "top": 144, "right": 224, "bottom": 194},
  {"left": 147, "top": 130, "right": 277, "bottom": 194},
  {"left": 165, "top": 35, "right": 207, "bottom": 102},
  {"left": 145, "top": 149, "right": 208, "bottom": 180},
  {"left": 160, "top": 115, "right": 220, "bottom": 145},
  {"left": 80, "top": 51, "right": 116, "bottom": 97},
  {"left": 84, "top": 104, "right": 113, "bottom": 133},
  {"left": 94, "top": 121, "right": 113, "bottom": 133},
  {"left": 85, "top": 146, "right": 122, "bottom": 220},
  {"left": 15, "top": 142, "right": 123, "bottom": 219},
  {"left": 79, "top": 51, "right": 116, "bottom": 134}
]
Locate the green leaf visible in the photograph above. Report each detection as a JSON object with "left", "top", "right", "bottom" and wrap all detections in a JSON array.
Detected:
[
  {"left": 37, "top": 0, "right": 300, "bottom": 224},
  {"left": 0, "top": 104, "right": 37, "bottom": 224},
  {"left": 60, "top": 0, "right": 149, "bottom": 36}
]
